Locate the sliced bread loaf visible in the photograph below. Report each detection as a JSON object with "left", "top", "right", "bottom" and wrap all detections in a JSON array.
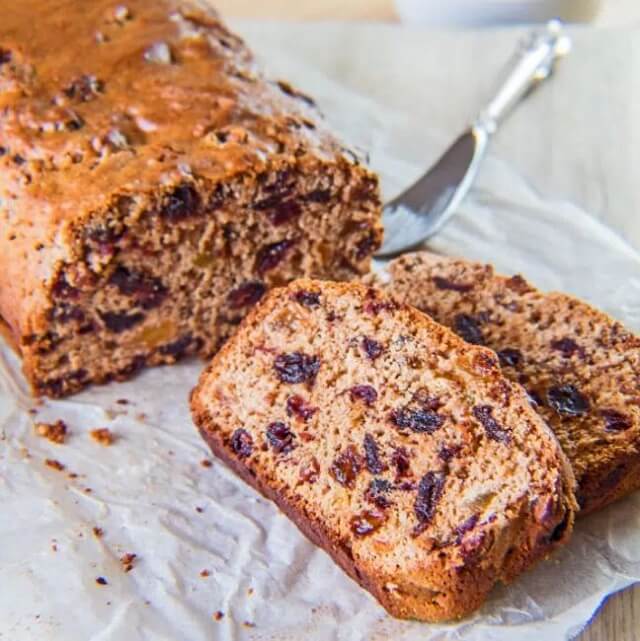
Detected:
[
  {"left": 191, "top": 279, "right": 576, "bottom": 621},
  {"left": 380, "top": 252, "right": 640, "bottom": 514}
]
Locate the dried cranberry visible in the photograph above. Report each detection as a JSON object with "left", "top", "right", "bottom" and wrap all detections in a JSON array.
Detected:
[
  {"left": 227, "top": 281, "right": 266, "bottom": 309},
  {"left": 0, "top": 49, "right": 11, "bottom": 66},
  {"left": 109, "top": 266, "right": 167, "bottom": 309},
  {"left": 390, "top": 407, "right": 444, "bottom": 434},
  {"left": 160, "top": 184, "right": 199, "bottom": 222},
  {"left": 159, "top": 334, "right": 193, "bottom": 358},
  {"left": 330, "top": 445, "right": 362, "bottom": 488},
  {"left": 350, "top": 509, "right": 386, "bottom": 537},
  {"left": 433, "top": 276, "right": 473, "bottom": 293},
  {"left": 255, "top": 239, "right": 295, "bottom": 275},
  {"left": 350, "top": 385, "right": 378, "bottom": 406},
  {"left": 363, "top": 433, "right": 384, "bottom": 474},
  {"left": 453, "top": 314, "right": 484, "bottom": 345},
  {"left": 472, "top": 405, "right": 511, "bottom": 444},
  {"left": 414, "top": 471, "right": 446, "bottom": 530},
  {"left": 266, "top": 422, "right": 295, "bottom": 453},
  {"left": 292, "top": 290, "right": 321, "bottom": 307},
  {"left": 100, "top": 311, "right": 145, "bottom": 333},
  {"left": 362, "top": 337, "right": 383, "bottom": 360},
  {"left": 600, "top": 409, "right": 632, "bottom": 432},
  {"left": 547, "top": 384, "right": 590, "bottom": 417},
  {"left": 286, "top": 395, "right": 317, "bottom": 422},
  {"left": 63, "top": 75, "right": 103, "bottom": 101},
  {"left": 230, "top": 429, "right": 253, "bottom": 458},
  {"left": 274, "top": 352, "right": 320, "bottom": 385},
  {"left": 551, "top": 338, "right": 581, "bottom": 358},
  {"left": 366, "top": 478, "right": 393, "bottom": 508},
  {"left": 391, "top": 447, "right": 410, "bottom": 480},
  {"left": 497, "top": 348, "right": 523, "bottom": 368},
  {"left": 455, "top": 514, "right": 479, "bottom": 541}
]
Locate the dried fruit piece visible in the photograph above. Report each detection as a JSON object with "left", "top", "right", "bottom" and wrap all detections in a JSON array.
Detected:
[
  {"left": 286, "top": 395, "right": 317, "bottom": 422},
  {"left": 472, "top": 405, "right": 511, "bottom": 444},
  {"left": 550, "top": 338, "right": 581, "bottom": 358},
  {"left": 454, "top": 514, "right": 479, "bottom": 541},
  {"left": 432, "top": 276, "right": 473, "bottom": 292},
  {"left": 90, "top": 427, "right": 115, "bottom": 446},
  {"left": 350, "top": 385, "right": 378, "bottom": 406},
  {"left": 351, "top": 509, "right": 386, "bottom": 537},
  {"left": 391, "top": 447, "right": 411, "bottom": 480},
  {"left": 100, "top": 310, "right": 145, "bottom": 333},
  {"left": 366, "top": 478, "right": 393, "bottom": 508},
  {"left": 363, "top": 433, "right": 384, "bottom": 474},
  {"left": 109, "top": 266, "right": 167, "bottom": 309},
  {"left": 292, "top": 290, "right": 320, "bottom": 307},
  {"left": 330, "top": 445, "right": 362, "bottom": 488},
  {"left": 160, "top": 184, "right": 199, "bottom": 222},
  {"left": 274, "top": 352, "right": 320, "bottom": 385},
  {"left": 362, "top": 337, "right": 383, "bottom": 360},
  {"left": 231, "top": 429, "right": 253, "bottom": 458},
  {"left": 266, "top": 421, "right": 295, "bottom": 453},
  {"left": 299, "top": 456, "right": 320, "bottom": 483},
  {"left": 35, "top": 420, "right": 67, "bottom": 444},
  {"left": 120, "top": 552, "right": 137, "bottom": 572},
  {"left": 390, "top": 407, "right": 444, "bottom": 434},
  {"left": 413, "top": 471, "right": 446, "bottom": 533},
  {"left": 227, "top": 281, "right": 266, "bottom": 309},
  {"left": 453, "top": 314, "right": 484, "bottom": 345},
  {"left": 600, "top": 409, "right": 632, "bottom": 432},
  {"left": 547, "top": 384, "right": 590, "bottom": 417},
  {"left": 497, "top": 348, "right": 523, "bottom": 368}
]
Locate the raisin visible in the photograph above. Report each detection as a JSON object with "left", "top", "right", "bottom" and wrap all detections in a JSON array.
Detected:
[
  {"left": 13, "top": 154, "right": 25, "bottom": 165},
  {"left": 231, "top": 429, "right": 253, "bottom": 458},
  {"left": 363, "top": 292, "right": 397, "bottom": 316},
  {"left": 160, "top": 184, "right": 199, "bottom": 222},
  {"left": 600, "top": 409, "right": 632, "bottom": 432},
  {"left": 551, "top": 338, "right": 581, "bottom": 358},
  {"left": 100, "top": 311, "right": 145, "bottom": 333},
  {"left": 0, "top": 49, "right": 11, "bottom": 66},
  {"left": 109, "top": 266, "right": 167, "bottom": 309},
  {"left": 293, "top": 290, "right": 320, "bottom": 307},
  {"left": 366, "top": 478, "right": 393, "bottom": 508},
  {"left": 51, "top": 273, "right": 79, "bottom": 299},
  {"left": 438, "top": 444, "right": 461, "bottom": 462},
  {"left": 159, "top": 334, "right": 193, "bottom": 358},
  {"left": 363, "top": 433, "right": 384, "bottom": 474},
  {"left": 547, "top": 384, "right": 590, "bottom": 417},
  {"left": 391, "top": 447, "right": 410, "bottom": 480},
  {"left": 455, "top": 514, "right": 479, "bottom": 541},
  {"left": 390, "top": 407, "right": 444, "bottom": 434},
  {"left": 227, "top": 281, "right": 266, "bottom": 309},
  {"left": 330, "top": 445, "right": 362, "bottom": 488},
  {"left": 255, "top": 239, "right": 295, "bottom": 274},
  {"left": 299, "top": 456, "right": 320, "bottom": 483},
  {"left": 350, "top": 509, "right": 386, "bottom": 537},
  {"left": 432, "top": 276, "right": 473, "bottom": 292},
  {"left": 274, "top": 352, "right": 320, "bottom": 385},
  {"left": 362, "top": 337, "right": 383, "bottom": 360},
  {"left": 266, "top": 421, "right": 295, "bottom": 453},
  {"left": 472, "top": 405, "right": 511, "bottom": 443},
  {"left": 355, "top": 233, "right": 379, "bottom": 261},
  {"left": 305, "top": 189, "right": 331, "bottom": 203},
  {"left": 50, "top": 304, "right": 85, "bottom": 323},
  {"left": 453, "top": 314, "right": 484, "bottom": 345},
  {"left": 414, "top": 471, "right": 446, "bottom": 530},
  {"left": 497, "top": 348, "right": 523, "bottom": 368},
  {"left": 286, "top": 395, "right": 317, "bottom": 422},
  {"left": 350, "top": 385, "right": 378, "bottom": 406},
  {"left": 63, "top": 75, "right": 103, "bottom": 101},
  {"left": 264, "top": 200, "right": 302, "bottom": 226}
]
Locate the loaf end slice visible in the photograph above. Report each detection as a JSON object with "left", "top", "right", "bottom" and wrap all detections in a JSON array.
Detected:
[
  {"left": 378, "top": 251, "right": 640, "bottom": 514},
  {"left": 191, "top": 279, "right": 577, "bottom": 621}
]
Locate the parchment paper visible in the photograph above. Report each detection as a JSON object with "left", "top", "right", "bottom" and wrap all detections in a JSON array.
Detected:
[{"left": 2, "top": 23, "right": 640, "bottom": 641}]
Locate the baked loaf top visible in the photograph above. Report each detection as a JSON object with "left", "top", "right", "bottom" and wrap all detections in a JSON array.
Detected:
[
  {"left": 0, "top": 0, "right": 375, "bottom": 337},
  {"left": 191, "top": 279, "right": 577, "bottom": 622},
  {"left": 381, "top": 252, "right": 640, "bottom": 514}
]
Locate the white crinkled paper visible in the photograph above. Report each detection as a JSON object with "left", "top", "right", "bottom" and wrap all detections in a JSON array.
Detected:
[{"left": 1, "top": 23, "right": 640, "bottom": 641}]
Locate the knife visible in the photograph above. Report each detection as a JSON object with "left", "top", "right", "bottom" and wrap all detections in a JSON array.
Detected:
[{"left": 377, "top": 20, "right": 571, "bottom": 258}]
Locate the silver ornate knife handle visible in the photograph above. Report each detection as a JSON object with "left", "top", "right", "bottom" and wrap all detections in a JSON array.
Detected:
[{"left": 377, "top": 20, "right": 572, "bottom": 258}]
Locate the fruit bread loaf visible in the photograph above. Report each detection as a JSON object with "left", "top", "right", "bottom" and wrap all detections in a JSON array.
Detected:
[
  {"left": 379, "top": 251, "right": 640, "bottom": 515},
  {"left": 0, "top": 0, "right": 382, "bottom": 397},
  {"left": 191, "top": 279, "right": 577, "bottom": 621}
]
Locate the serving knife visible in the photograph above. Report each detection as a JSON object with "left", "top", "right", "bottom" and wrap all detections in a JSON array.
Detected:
[{"left": 377, "top": 20, "right": 571, "bottom": 257}]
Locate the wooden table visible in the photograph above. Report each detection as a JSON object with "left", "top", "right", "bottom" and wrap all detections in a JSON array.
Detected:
[{"left": 216, "top": 3, "right": 639, "bottom": 640}]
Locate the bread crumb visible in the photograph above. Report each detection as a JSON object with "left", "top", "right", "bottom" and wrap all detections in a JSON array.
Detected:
[
  {"left": 35, "top": 420, "right": 67, "bottom": 444},
  {"left": 243, "top": 621, "right": 256, "bottom": 628},
  {"left": 84, "top": 487, "right": 93, "bottom": 493},
  {"left": 247, "top": 587, "right": 254, "bottom": 595},
  {"left": 116, "top": 398, "right": 129, "bottom": 405},
  {"left": 200, "top": 569, "right": 210, "bottom": 578},
  {"left": 44, "top": 458, "right": 65, "bottom": 471},
  {"left": 90, "top": 427, "right": 115, "bottom": 446},
  {"left": 213, "top": 611, "right": 224, "bottom": 621},
  {"left": 195, "top": 506, "right": 204, "bottom": 513},
  {"left": 92, "top": 527, "right": 104, "bottom": 538},
  {"left": 120, "top": 552, "right": 137, "bottom": 572},
  {"left": 200, "top": 459, "right": 213, "bottom": 468},
  {"left": 95, "top": 576, "right": 108, "bottom": 585}
]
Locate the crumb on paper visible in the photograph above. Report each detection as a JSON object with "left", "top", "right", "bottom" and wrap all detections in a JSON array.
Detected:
[
  {"left": 92, "top": 527, "right": 104, "bottom": 538},
  {"left": 35, "top": 420, "right": 67, "bottom": 444},
  {"left": 51, "top": 540, "right": 58, "bottom": 552},
  {"left": 247, "top": 587, "right": 254, "bottom": 596},
  {"left": 200, "top": 569, "right": 210, "bottom": 578},
  {"left": 136, "top": 412, "right": 147, "bottom": 422},
  {"left": 116, "top": 398, "right": 129, "bottom": 405},
  {"left": 200, "top": 459, "right": 213, "bottom": 468},
  {"left": 95, "top": 576, "right": 108, "bottom": 586},
  {"left": 195, "top": 506, "right": 204, "bottom": 513},
  {"left": 243, "top": 621, "right": 256, "bottom": 628},
  {"left": 84, "top": 487, "right": 93, "bottom": 494},
  {"left": 28, "top": 408, "right": 38, "bottom": 415},
  {"left": 120, "top": 552, "right": 137, "bottom": 572},
  {"left": 213, "top": 611, "right": 224, "bottom": 621},
  {"left": 44, "top": 458, "right": 65, "bottom": 471},
  {"left": 90, "top": 427, "right": 115, "bottom": 446},
  {"left": 68, "top": 472, "right": 78, "bottom": 479}
]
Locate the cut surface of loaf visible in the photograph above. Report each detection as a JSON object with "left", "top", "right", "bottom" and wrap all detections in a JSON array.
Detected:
[
  {"left": 380, "top": 252, "right": 640, "bottom": 515},
  {"left": 191, "top": 279, "right": 577, "bottom": 622},
  {"left": 0, "top": 0, "right": 381, "bottom": 397}
]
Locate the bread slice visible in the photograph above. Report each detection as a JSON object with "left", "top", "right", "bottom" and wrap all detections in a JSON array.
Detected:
[
  {"left": 191, "top": 279, "right": 577, "bottom": 621},
  {"left": 379, "top": 251, "right": 640, "bottom": 515}
]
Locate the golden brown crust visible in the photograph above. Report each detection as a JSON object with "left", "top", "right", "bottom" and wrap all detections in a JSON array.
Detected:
[
  {"left": 191, "top": 278, "right": 577, "bottom": 621},
  {"left": 380, "top": 251, "right": 640, "bottom": 515}
]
